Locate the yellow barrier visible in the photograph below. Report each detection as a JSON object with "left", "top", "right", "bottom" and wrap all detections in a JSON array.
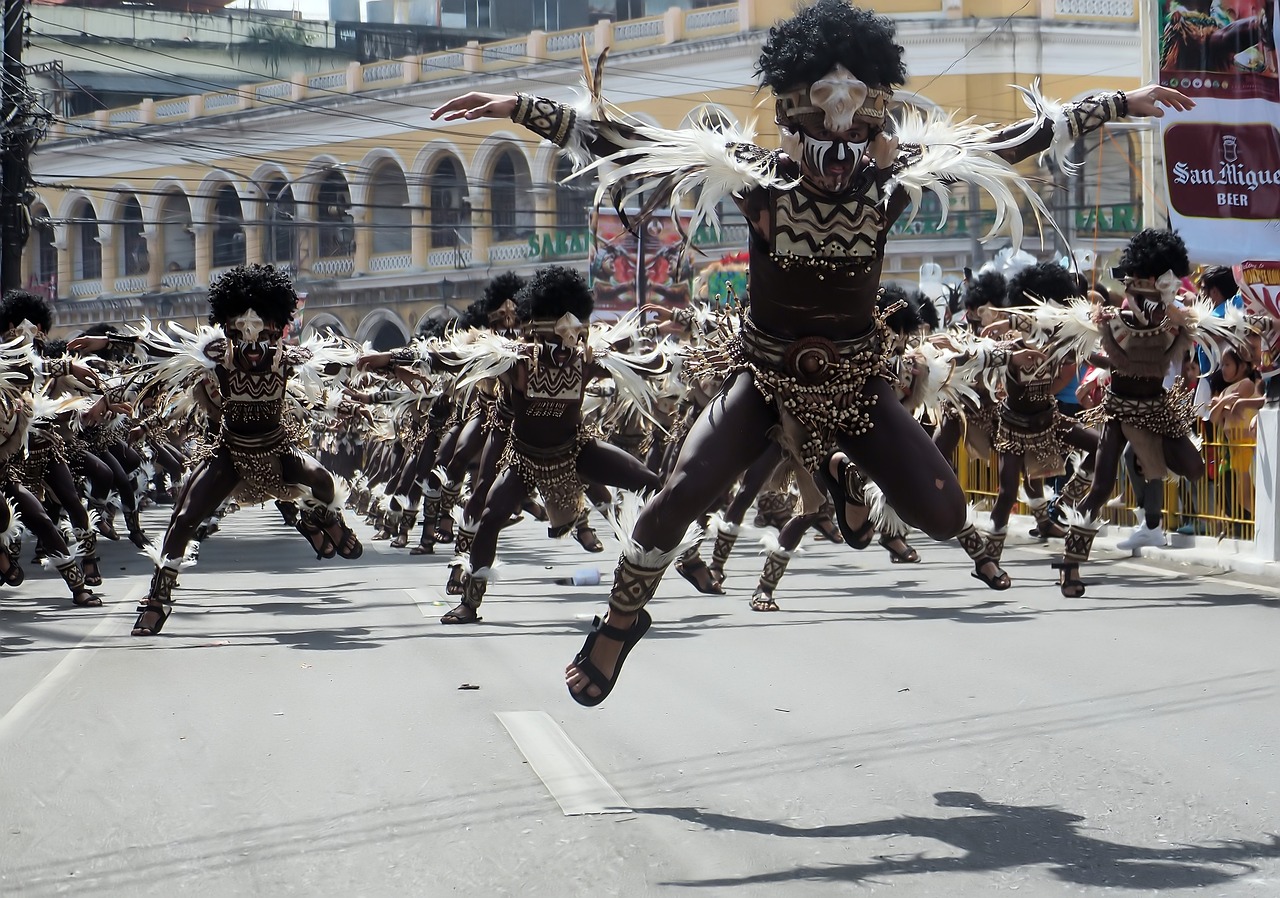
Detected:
[{"left": 955, "top": 419, "right": 1256, "bottom": 540}]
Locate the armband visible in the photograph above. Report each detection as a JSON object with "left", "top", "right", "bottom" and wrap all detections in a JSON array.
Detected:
[
  {"left": 1063, "top": 91, "right": 1128, "bottom": 140},
  {"left": 511, "top": 94, "right": 577, "bottom": 147},
  {"left": 41, "top": 358, "right": 72, "bottom": 378},
  {"left": 388, "top": 347, "right": 419, "bottom": 367},
  {"left": 1006, "top": 310, "right": 1035, "bottom": 333}
]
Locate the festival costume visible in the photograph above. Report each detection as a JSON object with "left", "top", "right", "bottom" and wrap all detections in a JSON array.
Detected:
[
  {"left": 1018, "top": 232, "right": 1265, "bottom": 595},
  {"left": 509, "top": 42, "right": 1134, "bottom": 631},
  {"left": 127, "top": 267, "right": 362, "bottom": 635}
]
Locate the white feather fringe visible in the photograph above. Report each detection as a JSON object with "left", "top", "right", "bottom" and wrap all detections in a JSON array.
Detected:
[
  {"left": 864, "top": 481, "right": 910, "bottom": 539},
  {"left": 608, "top": 491, "right": 702, "bottom": 569}
]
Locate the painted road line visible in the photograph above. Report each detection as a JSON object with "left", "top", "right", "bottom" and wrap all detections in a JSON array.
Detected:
[
  {"left": 496, "top": 710, "right": 630, "bottom": 816},
  {"left": 0, "top": 583, "right": 145, "bottom": 744},
  {"left": 404, "top": 587, "right": 445, "bottom": 618}
]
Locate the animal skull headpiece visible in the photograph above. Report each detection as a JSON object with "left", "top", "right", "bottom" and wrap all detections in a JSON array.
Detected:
[{"left": 775, "top": 65, "right": 893, "bottom": 134}]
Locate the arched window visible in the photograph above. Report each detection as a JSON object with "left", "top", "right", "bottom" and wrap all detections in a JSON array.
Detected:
[
  {"left": 316, "top": 170, "right": 354, "bottom": 258},
  {"left": 368, "top": 319, "right": 407, "bottom": 351},
  {"left": 71, "top": 201, "right": 101, "bottom": 280},
  {"left": 31, "top": 209, "right": 56, "bottom": 287},
  {"left": 554, "top": 156, "right": 594, "bottom": 231},
  {"left": 212, "top": 185, "right": 246, "bottom": 267},
  {"left": 490, "top": 150, "right": 533, "bottom": 241},
  {"left": 264, "top": 179, "right": 297, "bottom": 267},
  {"left": 160, "top": 192, "right": 195, "bottom": 272},
  {"left": 119, "top": 196, "right": 148, "bottom": 276},
  {"left": 369, "top": 161, "right": 411, "bottom": 255},
  {"left": 429, "top": 157, "right": 468, "bottom": 249}
]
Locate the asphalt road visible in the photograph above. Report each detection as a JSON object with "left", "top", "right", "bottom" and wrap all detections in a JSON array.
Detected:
[{"left": 2, "top": 502, "right": 1279, "bottom": 896}]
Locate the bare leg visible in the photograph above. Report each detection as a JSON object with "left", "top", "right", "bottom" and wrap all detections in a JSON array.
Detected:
[
  {"left": 567, "top": 371, "right": 775, "bottom": 702},
  {"left": 133, "top": 452, "right": 239, "bottom": 636},
  {"left": 441, "top": 469, "right": 526, "bottom": 624},
  {"left": 837, "top": 378, "right": 966, "bottom": 540}
]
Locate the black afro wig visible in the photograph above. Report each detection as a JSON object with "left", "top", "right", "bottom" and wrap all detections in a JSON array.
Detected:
[
  {"left": 757, "top": 0, "right": 907, "bottom": 94},
  {"left": 458, "top": 299, "right": 490, "bottom": 330},
  {"left": 912, "top": 289, "right": 939, "bottom": 332},
  {"left": 879, "top": 283, "right": 923, "bottom": 337},
  {"left": 515, "top": 265, "right": 594, "bottom": 324},
  {"left": 418, "top": 317, "right": 453, "bottom": 341},
  {"left": 207, "top": 264, "right": 298, "bottom": 328},
  {"left": 0, "top": 289, "right": 53, "bottom": 334},
  {"left": 481, "top": 272, "right": 526, "bottom": 315},
  {"left": 1117, "top": 228, "right": 1190, "bottom": 280},
  {"left": 964, "top": 271, "right": 1007, "bottom": 311},
  {"left": 1008, "top": 262, "right": 1079, "bottom": 306}
]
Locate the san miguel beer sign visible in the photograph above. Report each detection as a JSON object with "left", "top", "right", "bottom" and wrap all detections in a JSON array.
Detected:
[
  {"left": 1166, "top": 123, "right": 1280, "bottom": 219},
  {"left": 1157, "top": 0, "right": 1279, "bottom": 263}
]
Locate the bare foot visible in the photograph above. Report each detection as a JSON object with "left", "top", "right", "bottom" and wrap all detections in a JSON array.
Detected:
[{"left": 565, "top": 610, "right": 634, "bottom": 700}]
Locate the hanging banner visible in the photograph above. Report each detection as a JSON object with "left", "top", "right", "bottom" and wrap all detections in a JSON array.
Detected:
[
  {"left": 588, "top": 208, "right": 694, "bottom": 318},
  {"left": 1236, "top": 261, "right": 1280, "bottom": 376},
  {"left": 1158, "top": 0, "right": 1280, "bottom": 263}
]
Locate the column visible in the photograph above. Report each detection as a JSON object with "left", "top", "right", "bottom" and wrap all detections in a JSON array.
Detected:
[
  {"left": 468, "top": 187, "right": 489, "bottom": 266},
  {"left": 98, "top": 225, "right": 119, "bottom": 290},
  {"left": 193, "top": 223, "right": 211, "bottom": 287},
  {"left": 353, "top": 206, "right": 372, "bottom": 276},
  {"left": 54, "top": 227, "right": 70, "bottom": 301},
  {"left": 410, "top": 206, "right": 429, "bottom": 270},
  {"left": 142, "top": 228, "right": 163, "bottom": 293},
  {"left": 243, "top": 197, "right": 264, "bottom": 265},
  {"left": 1253, "top": 383, "right": 1280, "bottom": 561}
]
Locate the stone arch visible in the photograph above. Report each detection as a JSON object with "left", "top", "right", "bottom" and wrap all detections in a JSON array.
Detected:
[
  {"left": 412, "top": 139, "right": 468, "bottom": 207},
  {"left": 300, "top": 312, "right": 348, "bottom": 339},
  {"left": 65, "top": 195, "right": 102, "bottom": 281},
  {"left": 414, "top": 304, "right": 456, "bottom": 334},
  {"left": 426, "top": 152, "right": 470, "bottom": 250},
  {"left": 360, "top": 152, "right": 411, "bottom": 256},
  {"left": 156, "top": 188, "right": 196, "bottom": 274},
  {"left": 26, "top": 201, "right": 57, "bottom": 288},
  {"left": 191, "top": 171, "right": 238, "bottom": 227},
  {"left": 355, "top": 308, "right": 409, "bottom": 349},
  {"left": 477, "top": 136, "right": 535, "bottom": 242}
]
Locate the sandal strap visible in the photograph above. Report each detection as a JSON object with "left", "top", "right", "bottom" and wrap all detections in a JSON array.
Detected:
[{"left": 592, "top": 614, "right": 633, "bottom": 642}]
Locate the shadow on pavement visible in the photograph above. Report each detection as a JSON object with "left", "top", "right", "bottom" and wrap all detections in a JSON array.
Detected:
[{"left": 642, "top": 791, "right": 1280, "bottom": 889}]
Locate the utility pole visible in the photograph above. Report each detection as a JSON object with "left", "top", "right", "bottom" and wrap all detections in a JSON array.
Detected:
[{"left": 1, "top": 0, "right": 30, "bottom": 291}]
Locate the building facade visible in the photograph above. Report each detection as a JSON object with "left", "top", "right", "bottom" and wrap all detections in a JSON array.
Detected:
[{"left": 26, "top": 0, "right": 1145, "bottom": 341}]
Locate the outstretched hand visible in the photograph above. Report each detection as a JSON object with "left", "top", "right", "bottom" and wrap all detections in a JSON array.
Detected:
[
  {"left": 67, "top": 335, "right": 107, "bottom": 353},
  {"left": 871, "top": 131, "right": 899, "bottom": 169},
  {"left": 1126, "top": 84, "right": 1194, "bottom": 118},
  {"left": 431, "top": 92, "right": 518, "bottom": 122}
]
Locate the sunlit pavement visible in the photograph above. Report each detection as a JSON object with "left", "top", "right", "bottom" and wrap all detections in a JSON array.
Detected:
[{"left": 3, "top": 503, "right": 1278, "bottom": 896}]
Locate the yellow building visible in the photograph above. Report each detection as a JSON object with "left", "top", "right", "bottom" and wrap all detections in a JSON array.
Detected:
[{"left": 26, "top": 0, "right": 1145, "bottom": 341}]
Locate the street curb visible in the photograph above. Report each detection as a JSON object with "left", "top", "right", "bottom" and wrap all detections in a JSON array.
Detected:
[{"left": 1007, "top": 513, "right": 1280, "bottom": 580}]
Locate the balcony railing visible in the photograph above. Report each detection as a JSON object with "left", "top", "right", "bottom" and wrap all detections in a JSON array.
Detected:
[{"left": 52, "top": 4, "right": 748, "bottom": 137}]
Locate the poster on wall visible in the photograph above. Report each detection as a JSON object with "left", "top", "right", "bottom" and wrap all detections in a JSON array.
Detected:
[
  {"left": 589, "top": 208, "right": 694, "bottom": 318},
  {"left": 1236, "top": 261, "right": 1280, "bottom": 376},
  {"left": 1158, "top": 0, "right": 1280, "bottom": 264}
]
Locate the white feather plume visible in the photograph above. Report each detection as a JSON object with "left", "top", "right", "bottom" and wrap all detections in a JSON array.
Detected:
[
  {"left": 891, "top": 104, "right": 1062, "bottom": 251},
  {"left": 607, "top": 490, "right": 702, "bottom": 569}
]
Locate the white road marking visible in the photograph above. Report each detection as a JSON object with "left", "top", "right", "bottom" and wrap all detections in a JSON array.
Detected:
[
  {"left": 1115, "top": 558, "right": 1276, "bottom": 594},
  {"left": 496, "top": 710, "right": 630, "bottom": 816},
  {"left": 0, "top": 583, "right": 145, "bottom": 744},
  {"left": 404, "top": 587, "right": 444, "bottom": 617}
]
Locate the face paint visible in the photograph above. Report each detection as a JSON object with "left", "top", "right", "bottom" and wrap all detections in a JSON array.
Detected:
[{"left": 800, "top": 132, "right": 868, "bottom": 184}]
